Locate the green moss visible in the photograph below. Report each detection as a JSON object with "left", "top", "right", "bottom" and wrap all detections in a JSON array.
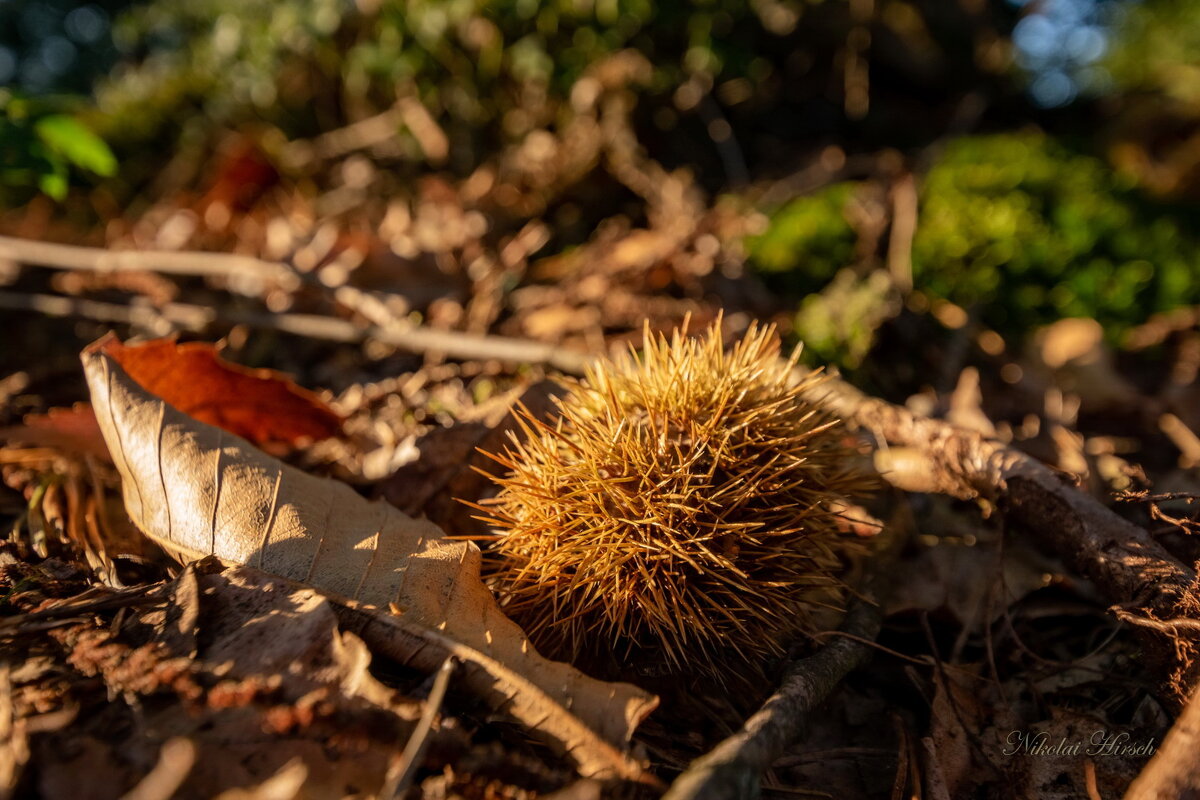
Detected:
[
  {"left": 793, "top": 269, "right": 897, "bottom": 368},
  {"left": 746, "top": 183, "right": 856, "bottom": 291},
  {"left": 750, "top": 132, "right": 1200, "bottom": 364},
  {"left": 912, "top": 131, "right": 1200, "bottom": 336}
]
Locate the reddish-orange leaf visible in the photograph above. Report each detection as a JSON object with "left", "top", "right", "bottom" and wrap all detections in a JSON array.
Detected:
[
  {"left": 87, "top": 333, "right": 341, "bottom": 451},
  {"left": 0, "top": 403, "right": 112, "bottom": 463}
]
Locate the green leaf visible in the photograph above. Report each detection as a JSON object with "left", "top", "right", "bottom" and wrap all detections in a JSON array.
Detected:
[
  {"left": 33, "top": 115, "right": 117, "bottom": 178},
  {"left": 38, "top": 170, "right": 68, "bottom": 200}
]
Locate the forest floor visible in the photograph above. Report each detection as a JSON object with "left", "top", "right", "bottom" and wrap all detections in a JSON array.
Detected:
[{"left": 3, "top": 75, "right": 1200, "bottom": 799}]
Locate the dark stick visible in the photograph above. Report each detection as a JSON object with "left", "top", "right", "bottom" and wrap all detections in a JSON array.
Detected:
[
  {"left": 662, "top": 598, "right": 883, "bottom": 800},
  {"left": 803, "top": 369, "right": 1196, "bottom": 633}
]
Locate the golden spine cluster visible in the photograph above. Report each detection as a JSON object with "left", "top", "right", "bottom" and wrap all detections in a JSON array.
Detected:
[{"left": 475, "top": 320, "right": 870, "bottom": 675}]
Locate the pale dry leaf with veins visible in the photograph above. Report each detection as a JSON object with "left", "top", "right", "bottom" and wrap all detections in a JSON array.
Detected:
[{"left": 80, "top": 337, "right": 658, "bottom": 784}]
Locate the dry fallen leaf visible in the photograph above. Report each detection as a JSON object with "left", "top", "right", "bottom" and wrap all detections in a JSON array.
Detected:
[
  {"left": 1, "top": 334, "right": 340, "bottom": 465},
  {"left": 24, "top": 561, "right": 429, "bottom": 800},
  {"left": 81, "top": 337, "right": 658, "bottom": 783},
  {"left": 196, "top": 566, "right": 402, "bottom": 708},
  {"left": 381, "top": 379, "right": 565, "bottom": 535},
  {"left": 0, "top": 404, "right": 111, "bottom": 464},
  {"left": 885, "top": 540, "right": 1053, "bottom": 627},
  {"left": 922, "top": 669, "right": 998, "bottom": 799},
  {"left": 93, "top": 333, "right": 342, "bottom": 452}
]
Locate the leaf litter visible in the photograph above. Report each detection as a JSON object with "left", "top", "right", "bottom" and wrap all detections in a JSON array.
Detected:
[
  {"left": 0, "top": 314, "right": 1193, "bottom": 798},
  {"left": 5, "top": 46, "right": 1200, "bottom": 796},
  {"left": 2, "top": 335, "right": 664, "bottom": 798},
  {"left": 81, "top": 337, "right": 658, "bottom": 777}
]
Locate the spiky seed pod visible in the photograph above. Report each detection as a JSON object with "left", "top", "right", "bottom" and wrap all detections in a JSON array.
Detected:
[{"left": 476, "top": 320, "right": 871, "bottom": 676}]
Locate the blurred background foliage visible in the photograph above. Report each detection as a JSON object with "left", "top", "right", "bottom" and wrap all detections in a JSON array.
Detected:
[
  {"left": 1, "top": 0, "right": 1199, "bottom": 376},
  {"left": 752, "top": 132, "right": 1200, "bottom": 358},
  {"left": 0, "top": 92, "right": 117, "bottom": 198}
]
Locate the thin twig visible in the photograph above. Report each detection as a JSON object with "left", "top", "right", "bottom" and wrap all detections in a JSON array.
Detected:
[
  {"left": 0, "top": 235, "right": 299, "bottom": 291},
  {"left": 0, "top": 666, "right": 27, "bottom": 800},
  {"left": 1118, "top": 489, "right": 1200, "bottom": 533},
  {"left": 664, "top": 521, "right": 902, "bottom": 800},
  {"left": 1126, "top": 306, "right": 1200, "bottom": 350},
  {"left": 280, "top": 104, "right": 405, "bottom": 168},
  {"left": 1159, "top": 413, "right": 1200, "bottom": 469},
  {"left": 1119, "top": 491, "right": 1200, "bottom": 505},
  {"left": 0, "top": 291, "right": 212, "bottom": 335},
  {"left": 754, "top": 153, "right": 882, "bottom": 209},
  {"left": 662, "top": 597, "right": 884, "bottom": 800},
  {"left": 1113, "top": 609, "right": 1200, "bottom": 634},
  {"left": 381, "top": 656, "right": 456, "bottom": 799},
  {"left": 119, "top": 738, "right": 196, "bottom": 800},
  {"left": 0, "top": 583, "right": 164, "bottom": 635},
  {"left": 1084, "top": 759, "right": 1102, "bottom": 800},
  {"left": 0, "top": 291, "right": 592, "bottom": 375},
  {"left": 886, "top": 173, "right": 917, "bottom": 294}
]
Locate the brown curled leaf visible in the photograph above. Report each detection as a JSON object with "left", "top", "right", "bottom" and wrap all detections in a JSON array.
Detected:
[{"left": 80, "top": 339, "right": 659, "bottom": 782}]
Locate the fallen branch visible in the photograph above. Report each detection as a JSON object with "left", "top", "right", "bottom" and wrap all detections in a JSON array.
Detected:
[
  {"left": 661, "top": 597, "right": 883, "bottom": 800},
  {"left": 0, "top": 235, "right": 299, "bottom": 292},
  {"left": 663, "top": 519, "right": 901, "bottom": 800},
  {"left": 803, "top": 369, "right": 1196, "bottom": 627},
  {"left": 1124, "top": 686, "right": 1200, "bottom": 799},
  {"left": 0, "top": 291, "right": 592, "bottom": 375},
  {"left": 382, "top": 656, "right": 456, "bottom": 798}
]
